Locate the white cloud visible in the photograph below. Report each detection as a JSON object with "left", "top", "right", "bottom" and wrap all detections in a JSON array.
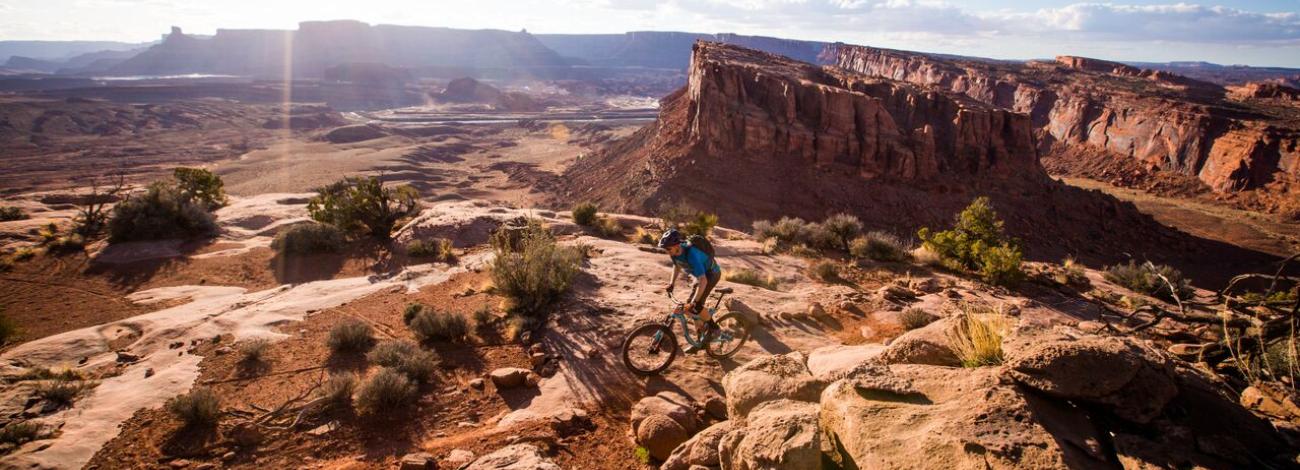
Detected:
[{"left": 993, "top": 3, "right": 1300, "bottom": 43}]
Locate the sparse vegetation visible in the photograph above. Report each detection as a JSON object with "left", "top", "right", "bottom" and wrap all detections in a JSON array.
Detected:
[
  {"left": 683, "top": 212, "right": 719, "bottom": 237},
  {"left": 72, "top": 173, "right": 126, "bottom": 237},
  {"left": 108, "top": 182, "right": 218, "bottom": 243},
  {"left": 407, "top": 306, "right": 470, "bottom": 343},
  {"left": 238, "top": 338, "right": 271, "bottom": 366},
  {"left": 328, "top": 319, "right": 376, "bottom": 353},
  {"left": 406, "top": 237, "right": 456, "bottom": 262},
  {"left": 571, "top": 202, "right": 599, "bottom": 226},
  {"left": 0, "top": 308, "right": 16, "bottom": 346},
  {"left": 946, "top": 308, "right": 1011, "bottom": 367},
  {"left": 167, "top": 388, "right": 221, "bottom": 428},
  {"left": 44, "top": 233, "right": 86, "bottom": 255},
  {"left": 172, "top": 167, "right": 227, "bottom": 210},
  {"left": 811, "top": 260, "right": 839, "bottom": 282},
  {"left": 726, "top": 269, "right": 779, "bottom": 290},
  {"left": 594, "top": 216, "right": 623, "bottom": 238},
  {"left": 0, "top": 421, "right": 45, "bottom": 447},
  {"left": 367, "top": 340, "right": 437, "bottom": 383},
  {"left": 272, "top": 223, "right": 346, "bottom": 255},
  {"left": 307, "top": 176, "right": 420, "bottom": 240},
  {"left": 1052, "top": 257, "right": 1090, "bottom": 287},
  {"left": 354, "top": 368, "right": 417, "bottom": 416},
  {"left": 12, "top": 247, "right": 35, "bottom": 261},
  {"left": 821, "top": 213, "right": 863, "bottom": 250},
  {"left": 633, "top": 226, "right": 657, "bottom": 245},
  {"left": 0, "top": 207, "right": 28, "bottom": 222},
  {"left": 490, "top": 220, "right": 582, "bottom": 315},
  {"left": 850, "top": 231, "right": 911, "bottom": 262},
  {"left": 899, "top": 308, "right": 937, "bottom": 330},
  {"left": 320, "top": 373, "right": 359, "bottom": 408},
  {"left": 36, "top": 376, "right": 96, "bottom": 406},
  {"left": 917, "top": 197, "right": 1024, "bottom": 286},
  {"left": 1103, "top": 260, "right": 1193, "bottom": 301},
  {"left": 472, "top": 306, "right": 495, "bottom": 329}
]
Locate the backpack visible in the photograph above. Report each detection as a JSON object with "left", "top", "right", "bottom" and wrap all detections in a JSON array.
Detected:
[{"left": 687, "top": 234, "right": 715, "bottom": 262}]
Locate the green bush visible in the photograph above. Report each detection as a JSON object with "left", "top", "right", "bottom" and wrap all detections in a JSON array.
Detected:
[
  {"left": 490, "top": 221, "right": 582, "bottom": 315},
  {"left": 407, "top": 238, "right": 456, "bottom": 262},
  {"left": 354, "top": 368, "right": 416, "bottom": 416},
  {"left": 173, "top": 167, "right": 227, "bottom": 210},
  {"left": 408, "top": 308, "right": 470, "bottom": 343},
  {"left": 0, "top": 207, "right": 28, "bottom": 222},
  {"left": 571, "top": 202, "right": 599, "bottom": 226},
  {"left": 308, "top": 176, "right": 420, "bottom": 240},
  {"left": 0, "top": 421, "right": 45, "bottom": 447},
  {"left": 899, "top": 308, "right": 937, "bottom": 330},
  {"left": 683, "top": 212, "right": 719, "bottom": 237},
  {"left": 850, "top": 232, "right": 911, "bottom": 262},
  {"left": 822, "top": 213, "right": 863, "bottom": 250},
  {"left": 320, "top": 373, "right": 359, "bottom": 408},
  {"left": 327, "top": 319, "right": 375, "bottom": 353},
  {"left": 366, "top": 340, "right": 437, "bottom": 383},
  {"left": 918, "top": 197, "right": 1023, "bottom": 286},
  {"left": 272, "top": 223, "right": 346, "bottom": 255},
  {"left": 1103, "top": 260, "right": 1193, "bottom": 301},
  {"left": 725, "top": 269, "right": 779, "bottom": 290},
  {"left": 108, "top": 182, "right": 217, "bottom": 243},
  {"left": 167, "top": 388, "right": 221, "bottom": 428}
]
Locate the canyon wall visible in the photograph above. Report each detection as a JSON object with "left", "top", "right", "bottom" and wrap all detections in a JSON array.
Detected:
[{"left": 824, "top": 44, "right": 1300, "bottom": 194}]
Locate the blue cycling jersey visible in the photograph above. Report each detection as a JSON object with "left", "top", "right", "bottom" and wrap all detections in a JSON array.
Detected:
[{"left": 671, "top": 244, "right": 720, "bottom": 277}]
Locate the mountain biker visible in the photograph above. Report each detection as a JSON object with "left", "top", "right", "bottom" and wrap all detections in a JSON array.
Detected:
[{"left": 659, "top": 228, "right": 721, "bottom": 352}]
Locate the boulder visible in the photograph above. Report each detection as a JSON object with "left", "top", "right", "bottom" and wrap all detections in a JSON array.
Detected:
[
  {"left": 721, "top": 352, "right": 824, "bottom": 423},
  {"left": 661, "top": 421, "right": 733, "bottom": 470},
  {"left": 877, "top": 318, "right": 960, "bottom": 367},
  {"left": 489, "top": 368, "right": 535, "bottom": 389},
  {"left": 719, "top": 400, "right": 823, "bottom": 470},
  {"left": 463, "top": 444, "right": 560, "bottom": 470},
  {"left": 1005, "top": 335, "right": 1177, "bottom": 423},
  {"left": 637, "top": 414, "right": 690, "bottom": 461},
  {"left": 398, "top": 452, "right": 435, "bottom": 470},
  {"left": 806, "top": 344, "right": 885, "bottom": 379},
  {"left": 703, "top": 396, "right": 727, "bottom": 421},
  {"left": 630, "top": 391, "right": 697, "bottom": 434}
]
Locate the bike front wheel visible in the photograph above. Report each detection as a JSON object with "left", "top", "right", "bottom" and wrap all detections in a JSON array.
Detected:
[
  {"left": 706, "top": 312, "right": 751, "bottom": 358},
  {"left": 622, "top": 323, "right": 678, "bottom": 375}
]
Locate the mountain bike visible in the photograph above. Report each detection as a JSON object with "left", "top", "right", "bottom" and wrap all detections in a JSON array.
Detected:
[{"left": 621, "top": 286, "right": 752, "bottom": 375}]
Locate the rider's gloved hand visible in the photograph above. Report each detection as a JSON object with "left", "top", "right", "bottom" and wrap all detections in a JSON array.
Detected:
[{"left": 665, "top": 283, "right": 675, "bottom": 294}]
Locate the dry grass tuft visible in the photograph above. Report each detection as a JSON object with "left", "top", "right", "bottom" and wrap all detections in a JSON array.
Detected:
[{"left": 946, "top": 307, "right": 1011, "bottom": 368}]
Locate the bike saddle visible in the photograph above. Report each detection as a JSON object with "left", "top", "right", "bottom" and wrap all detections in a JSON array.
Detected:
[{"left": 716, "top": 287, "right": 734, "bottom": 294}]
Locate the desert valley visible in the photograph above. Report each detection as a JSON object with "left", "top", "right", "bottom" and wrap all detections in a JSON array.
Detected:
[{"left": 0, "top": 14, "right": 1299, "bottom": 470}]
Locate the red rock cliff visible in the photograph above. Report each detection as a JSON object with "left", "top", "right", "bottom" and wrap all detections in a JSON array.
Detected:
[{"left": 825, "top": 44, "right": 1300, "bottom": 195}]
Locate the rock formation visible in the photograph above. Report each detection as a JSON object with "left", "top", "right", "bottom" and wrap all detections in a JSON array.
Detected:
[
  {"left": 562, "top": 42, "right": 1279, "bottom": 283},
  {"left": 823, "top": 44, "right": 1300, "bottom": 201},
  {"left": 433, "top": 78, "right": 542, "bottom": 112}
]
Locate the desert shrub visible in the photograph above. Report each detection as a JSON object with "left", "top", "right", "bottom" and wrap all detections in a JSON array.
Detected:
[
  {"left": 918, "top": 197, "right": 1023, "bottom": 286},
  {"left": 1053, "top": 257, "right": 1090, "bottom": 287},
  {"left": 402, "top": 302, "right": 424, "bottom": 325},
  {"left": 490, "top": 221, "right": 582, "bottom": 315},
  {"left": 683, "top": 212, "right": 719, "bottom": 237},
  {"left": 167, "top": 388, "right": 221, "bottom": 428},
  {"left": 0, "top": 207, "right": 27, "bottom": 222},
  {"left": 1103, "top": 260, "right": 1193, "bottom": 301},
  {"left": 571, "top": 202, "right": 599, "bottom": 226},
  {"left": 594, "top": 216, "right": 623, "bottom": 238},
  {"left": 366, "top": 340, "right": 437, "bottom": 383},
  {"left": 354, "top": 368, "right": 416, "bottom": 416},
  {"left": 822, "top": 213, "right": 863, "bottom": 250},
  {"left": 45, "top": 234, "right": 85, "bottom": 255},
  {"left": 472, "top": 306, "right": 495, "bottom": 329},
  {"left": 850, "top": 232, "right": 911, "bottom": 262},
  {"left": 108, "top": 182, "right": 217, "bottom": 243},
  {"left": 1259, "top": 339, "right": 1298, "bottom": 380},
  {"left": 409, "top": 308, "right": 470, "bottom": 343},
  {"left": 308, "top": 176, "right": 420, "bottom": 240},
  {"left": 899, "top": 308, "right": 937, "bottom": 330},
  {"left": 320, "top": 373, "right": 359, "bottom": 408},
  {"left": 634, "top": 446, "right": 652, "bottom": 464},
  {"left": 811, "top": 260, "right": 839, "bottom": 282},
  {"left": 328, "top": 319, "right": 375, "bottom": 353},
  {"left": 726, "top": 269, "right": 779, "bottom": 290},
  {"left": 36, "top": 377, "right": 95, "bottom": 406},
  {"left": 505, "top": 314, "right": 543, "bottom": 342},
  {"left": 633, "top": 226, "right": 657, "bottom": 245},
  {"left": 406, "top": 237, "right": 456, "bottom": 262},
  {"left": 173, "top": 167, "right": 227, "bottom": 210},
  {"left": 946, "top": 311, "right": 1011, "bottom": 368},
  {"left": 804, "top": 222, "right": 841, "bottom": 251},
  {"left": 0, "top": 309, "right": 16, "bottom": 346},
  {"left": 272, "top": 223, "right": 346, "bottom": 255},
  {"left": 12, "top": 247, "right": 35, "bottom": 261},
  {"left": 0, "top": 422, "right": 45, "bottom": 446},
  {"left": 770, "top": 217, "right": 810, "bottom": 244},
  {"left": 238, "top": 338, "right": 271, "bottom": 365},
  {"left": 789, "top": 244, "right": 820, "bottom": 258}
]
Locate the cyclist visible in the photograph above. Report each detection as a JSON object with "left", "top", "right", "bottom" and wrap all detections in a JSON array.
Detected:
[{"left": 659, "top": 229, "right": 721, "bottom": 352}]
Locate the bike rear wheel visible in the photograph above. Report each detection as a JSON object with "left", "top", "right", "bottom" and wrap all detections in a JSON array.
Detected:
[
  {"left": 706, "top": 312, "right": 751, "bottom": 358},
  {"left": 622, "top": 323, "right": 678, "bottom": 375}
]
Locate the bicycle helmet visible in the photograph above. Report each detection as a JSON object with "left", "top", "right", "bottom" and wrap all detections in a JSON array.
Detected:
[{"left": 658, "top": 228, "right": 683, "bottom": 248}]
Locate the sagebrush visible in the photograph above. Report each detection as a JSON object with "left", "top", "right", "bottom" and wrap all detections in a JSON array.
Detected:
[
  {"left": 354, "top": 368, "right": 416, "bottom": 416},
  {"left": 328, "top": 319, "right": 375, "bottom": 353},
  {"left": 726, "top": 269, "right": 779, "bottom": 290},
  {"left": 490, "top": 220, "right": 582, "bottom": 315},
  {"left": 571, "top": 202, "right": 599, "bottom": 226},
  {"left": 272, "top": 223, "right": 346, "bottom": 255},
  {"left": 367, "top": 340, "right": 437, "bottom": 383},
  {"left": 407, "top": 306, "right": 470, "bottom": 343},
  {"left": 167, "top": 388, "right": 221, "bottom": 427},
  {"left": 1103, "top": 260, "right": 1194, "bottom": 301},
  {"left": 406, "top": 238, "right": 456, "bottom": 262},
  {"left": 108, "top": 182, "right": 218, "bottom": 243}
]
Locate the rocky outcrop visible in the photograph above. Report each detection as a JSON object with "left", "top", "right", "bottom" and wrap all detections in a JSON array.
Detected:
[
  {"left": 678, "top": 328, "right": 1296, "bottom": 469},
  {"left": 825, "top": 44, "right": 1300, "bottom": 195},
  {"left": 434, "top": 78, "right": 542, "bottom": 112}
]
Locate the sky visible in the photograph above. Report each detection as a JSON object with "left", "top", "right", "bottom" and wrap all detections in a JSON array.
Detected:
[{"left": 1, "top": 0, "right": 1299, "bottom": 67}]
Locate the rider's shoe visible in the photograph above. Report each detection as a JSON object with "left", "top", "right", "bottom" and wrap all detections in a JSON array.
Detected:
[{"left": 684, "top": 321, "right": 720, "bottom": 355}]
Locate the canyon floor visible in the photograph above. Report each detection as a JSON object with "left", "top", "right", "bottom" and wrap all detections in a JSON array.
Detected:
[{"left": 0, "top": 90, "right": 1298, "bottom": 469}]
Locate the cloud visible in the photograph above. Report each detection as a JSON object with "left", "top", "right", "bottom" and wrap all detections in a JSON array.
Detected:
[{"left": 994, "top": 3, "right": 1300, "bottom": 43}]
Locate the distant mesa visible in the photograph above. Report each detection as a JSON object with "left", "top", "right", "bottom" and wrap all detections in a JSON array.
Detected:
[{"left": 323, "top": 124, "right": 388, "bottom": 144}]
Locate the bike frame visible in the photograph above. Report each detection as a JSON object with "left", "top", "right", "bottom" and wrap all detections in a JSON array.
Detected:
[{"left": 658, "top": 290, "right": 731, "bottom": 349}]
